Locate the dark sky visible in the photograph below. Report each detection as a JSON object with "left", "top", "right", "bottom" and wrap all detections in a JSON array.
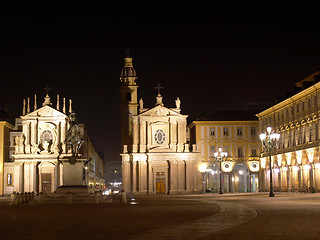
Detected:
[{"left": 1, "top": 1, "right": 320, "bottom": 162}]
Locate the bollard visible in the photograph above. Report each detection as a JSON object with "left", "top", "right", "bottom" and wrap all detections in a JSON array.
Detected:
[
  {"left": 31, "top": 192, "right": 35, "bottom": 200},
  {"left": 27, "top": 192, "right": 31, "bottom": 202},
  {"left": 18, "top": 193, "right": 23, "bottom": 204},
  {"left": 95, "top": 192, "right": 99, "bottom": 204},
  {"left": 24, "top": 192, "right": 28, "bottom": 203},
  {"left": 38, "top": 193, "right": 42, "bottom": 204},
  {"left": 10, "top": 193, "right": 15, "bottom": 206},
  {"left": 122, "top": 192, "right": 127, "bottom": 204}
]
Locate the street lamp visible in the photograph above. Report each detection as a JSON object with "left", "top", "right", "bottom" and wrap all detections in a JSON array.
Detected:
[
  {"left": 259, "top": 127, "right": 280, "bottom": 197},
  {"left": 214, "top": 147, "right": 228, "bottom": 194}
]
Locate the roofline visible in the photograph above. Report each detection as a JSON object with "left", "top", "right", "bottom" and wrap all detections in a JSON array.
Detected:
[
  {"left": 0, "top": 121, "right": 14, "bottom": 129},
  {"left": 256, "top": 81, "right": 320, "bottom": 118}
]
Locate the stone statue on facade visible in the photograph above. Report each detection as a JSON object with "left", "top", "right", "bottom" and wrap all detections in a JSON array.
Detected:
[
  {"left": 175, "top": 97, "right": 181, "bottom": 109},
  {"left": 139, "top": 98, "right": 144, "bottom": 110}
]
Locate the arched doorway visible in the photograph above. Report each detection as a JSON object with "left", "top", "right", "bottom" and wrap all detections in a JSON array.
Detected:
[
  {"left": 232, "top": 164, "right": 249, "bottom": 193},
  {"left": 205, "top": 164, "right": 219, "bottom": 193}
]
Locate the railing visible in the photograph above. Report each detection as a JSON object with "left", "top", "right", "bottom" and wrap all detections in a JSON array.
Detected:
[
  {"left": 10, "top": 192, "right": 35, "bottom": 206},
  {"left": 10, "top": 191, "right": 128, "bottom": 206}
]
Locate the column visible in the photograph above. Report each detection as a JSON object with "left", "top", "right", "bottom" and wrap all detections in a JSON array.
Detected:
[
  {"left": 30, "top": 162, "right": 37, "bottom": 193},
  {"left": 287, "top": 166, "right": 291, "bottom": 192},
  {"left": 24, "top": 162, "right": 30, "bottom": 192},
  {"left": 138, "top": 159, "right": 148, "bottom": 194},
  {"left": 60, "top": 163, "right": 64, "bottom": 187},
  {"left": 30, "top": 121, "right": 36, "bottom": 146},
  {"left": 177, "top": 160, "right": 185, "bottom": 191},
  {"left": 177, "top": 121, "right": 183, "bottom": 152},
  {"left": 140, "top": 121, "right": 147, "bottom": 152},
  {"left": 61, "top": 122, "right": 66, "bottom": 153},
  {"left": 14, "top": 163, "right": 24, "bottom": 193},
  {"left": 171, "top": 121, "right": 177, "bottom": 151},
  {"left": 132, "top": 161, "right": 138, "bottom": 193},
  {"left": 54, "top": 163, "right": 60, "bottom": 191},
  {"left": 23, "top": 122, "right": 31, "bottom": 153},
  {"left": 132, "top": 119, "right": 139, "bottom": 153},
  {"left": 148, "top": 163, "right": 153, "bottom": 194},
  {"left": 170, "top": 160, "right": 178, "bottom": 193}
]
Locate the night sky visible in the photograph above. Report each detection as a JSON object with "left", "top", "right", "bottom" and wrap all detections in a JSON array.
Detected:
[{"left": 1, "top": 1, "right": 320, "bottom": 162}]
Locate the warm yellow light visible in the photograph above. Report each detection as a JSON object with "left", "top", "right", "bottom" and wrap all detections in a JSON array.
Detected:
[
  {"left": 292, "top": 166, "right": 299, "bottom": 171},
  {"left": 304, "top": 165, "right": 311, "bottom": 170},
  {"left": 286, "top": 153, "right": 291, "bottom": 165},
  {"left": 261, "top": 158, "right": 266, "bottom": 169},
  {"left": 259, "top": 133, "right": 266, "bottom": 141},
  {"left": 198, "top": 164, "right": 207, "bottom": 173},
  {"left": 267, "top": 127, "right": 272, "bottom": 134}
]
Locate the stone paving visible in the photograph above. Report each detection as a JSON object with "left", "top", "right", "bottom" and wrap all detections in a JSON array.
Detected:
[{"left": 1, "top": 192, "right": 320, "bottom": 239}]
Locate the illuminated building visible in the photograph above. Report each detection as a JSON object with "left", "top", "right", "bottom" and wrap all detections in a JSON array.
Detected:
[
  {"left": 105, "top": 161, "right": 122, "bottom": 189},
  {"left": 2, "top": 90, "right": 105, "bottom": 195},
  {"left": 257, "top": 71, "right": 320, "bottom": 192},
  {"left": 189, "top": 111, "right": 260, "bottom": 193},
  {"left": 0, "top": 121, "right": 14, "bottom": 195},
  {"left": 120, "top": 54, "right": 202, "bottom": 194}
]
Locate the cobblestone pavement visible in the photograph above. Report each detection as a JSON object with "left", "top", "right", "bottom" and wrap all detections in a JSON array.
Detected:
[
  {"left": 1, "top": 193, "right": 320, "bottom": 239},
  {"left": 130, "top": 193, "right": 320, "bottom": 240}
]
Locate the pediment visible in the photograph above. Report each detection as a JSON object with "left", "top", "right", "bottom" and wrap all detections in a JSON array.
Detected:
[
  {"left": 139, "top": 105, "right": 182, "bottom": 117},
  {"left": 21, "top": 105, "right": 67, "bottom": 119}
]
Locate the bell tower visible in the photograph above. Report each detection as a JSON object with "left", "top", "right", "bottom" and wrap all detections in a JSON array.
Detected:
[{"left": 119, "top": 50, "right": 138, "bottom": 151}]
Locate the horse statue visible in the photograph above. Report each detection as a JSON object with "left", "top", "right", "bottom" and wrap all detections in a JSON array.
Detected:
[{"left": 65, "top": 112, "right": 83, "bottom": 163}]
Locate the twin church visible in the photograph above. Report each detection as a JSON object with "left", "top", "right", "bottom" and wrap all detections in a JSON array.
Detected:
[{"left": 120, "top": 55, "right": 202, "bottom": 194}]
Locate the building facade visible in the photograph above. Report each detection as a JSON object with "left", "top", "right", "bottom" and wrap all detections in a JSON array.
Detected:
[
  {"left": 257, "top": 71, "right": 320, "bottom": 192},
  {"left": 3, "top": 91, "right": 105, "bottom": 195},
  {"left": 189, "top": 111, "right": 260, "bottom": 193},
  {"left": 120, "top": 55, "right": 202, "bottom": 194},
  {"left": 0, "top": 121, "right": 14, "bottom": 195}
]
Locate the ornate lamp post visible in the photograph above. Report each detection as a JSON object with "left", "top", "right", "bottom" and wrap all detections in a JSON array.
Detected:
[
  {"left": 259, "top": 127, "right": 280, "bottom": 197},
  {"left": 214, "top": 147, "right": 228, "bottom": 194}
]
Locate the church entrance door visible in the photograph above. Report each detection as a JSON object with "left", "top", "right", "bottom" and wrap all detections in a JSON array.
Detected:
[
  {"left": 156, "top": 172, "right": 166, "bottom": 194},
  {"left": 41, "top": 173, "right": 52, "bottom": 193}
]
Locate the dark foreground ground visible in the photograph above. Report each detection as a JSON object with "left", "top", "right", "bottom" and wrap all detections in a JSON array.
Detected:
[{"left": 1, "top": 193, "right": 320, "bottom": 240}]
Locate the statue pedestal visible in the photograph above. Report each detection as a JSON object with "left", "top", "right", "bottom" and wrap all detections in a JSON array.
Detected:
[
  {"left": 57, "top": 162, "right": 89, "bottom": 194},
  {"left": 56, "top": 185, "right": 89, "bottom": 194}
]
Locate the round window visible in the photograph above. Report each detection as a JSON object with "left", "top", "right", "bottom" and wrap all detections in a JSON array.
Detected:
[
  {"left": 154, "top": 129, "right": 165, "bottom": 145},
  {"left": 40, "top": 130, "right": 53, "bottom": 143}
]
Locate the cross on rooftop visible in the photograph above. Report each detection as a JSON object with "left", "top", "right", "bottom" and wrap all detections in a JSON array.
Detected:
[
  {"left": 155, "top": 83, "right": 163, "bottom": 96},
  {"left": 44, "top": 84, "right": 51, "bottom": 95}
]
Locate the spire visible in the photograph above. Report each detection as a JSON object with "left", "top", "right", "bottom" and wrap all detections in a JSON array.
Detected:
[
  {"left": 63, "top": 98, "right": 66, "bottom": 114},
  {"left": 27, "top": 98, "right": 30, "bottom": 114},
  {"left": 120, "top": 49, "right": 137, "bottom": 85},
  {"left": 34, "top": 94, "right": 37, "bottom": 111},
  {"left": 69, "top": 99, "right": 72, "bottom": 113},
  {"left": 56, "top": 94, "right": 60, "bottom": 111},
  {"left": 22, "top": 99, "right": 26, "bottom": 115}
]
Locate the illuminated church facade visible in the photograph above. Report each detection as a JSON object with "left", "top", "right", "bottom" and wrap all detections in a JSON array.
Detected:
[
  {"left": 3, "top": 91, "right": 105, "bottom": 195},
  {"left": 120, "top": 55, "right": 202, "bottom": 194}
]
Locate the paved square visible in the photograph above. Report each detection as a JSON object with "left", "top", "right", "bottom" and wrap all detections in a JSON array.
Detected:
[{"left": 1, "top": 193, "right": 320, "bottom": 239}]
